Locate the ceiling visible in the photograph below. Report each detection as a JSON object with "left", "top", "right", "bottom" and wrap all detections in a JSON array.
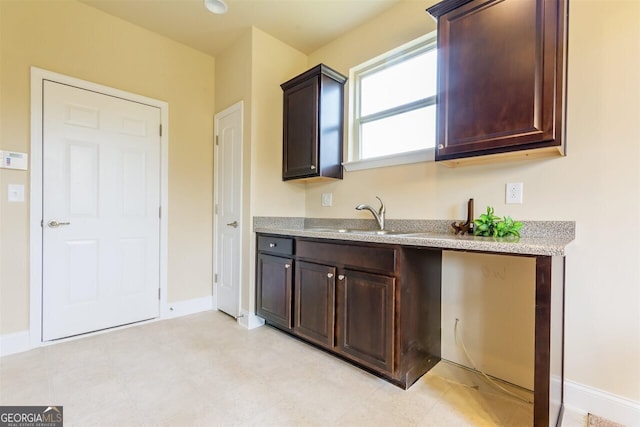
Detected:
[{"left": 79, "top": 0, "right": 407, "bottom": 56}]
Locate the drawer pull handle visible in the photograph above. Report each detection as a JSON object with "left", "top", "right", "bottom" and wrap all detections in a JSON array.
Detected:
[
  {"left": 338, "top": 275, "right": 345, "bottom": 280},
  {"left": 327, "top": 273, "right": 334, "bottom": 279},
  {"left": 269, "top": 243, "right": 277, "bottom": 248},
  {"left": 310, "top": 165, "right": 316, "bottom": 170},
  {"left": 284, "top": 264, "right": 291, "bottom": 269}
]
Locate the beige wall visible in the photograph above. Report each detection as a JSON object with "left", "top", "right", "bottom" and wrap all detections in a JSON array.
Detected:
[
  {"left": 249, "top": 27, "right": 307, "bottom": 219},
  {"left": 306, "top": 0, "right": 640, "bottom": 400},
  {"left": 248, "top": 28, "right": 307, "bottom": 312},
  {"left": 0, "top": 0, "right": 216, "bottom": 333}
]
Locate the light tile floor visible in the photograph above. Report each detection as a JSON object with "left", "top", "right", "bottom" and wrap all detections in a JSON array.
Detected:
[{"left": 0, "top": 311, "right": 588, "bottom": 426}]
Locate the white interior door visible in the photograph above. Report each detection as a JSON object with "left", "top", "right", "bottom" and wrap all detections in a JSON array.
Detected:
[
  {"left": 214, "top": 102, "right": 243, "bottom": 318},
  {"left": 42, "top": 80, "right": 161, "bottom": 341}
]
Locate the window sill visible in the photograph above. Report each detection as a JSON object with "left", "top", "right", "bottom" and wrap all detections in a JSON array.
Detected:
[{"left": 342, "top": 148, "right": 434, "bottom": 172}]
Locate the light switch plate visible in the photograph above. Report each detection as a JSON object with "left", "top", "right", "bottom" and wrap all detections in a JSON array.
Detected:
[
  {"left": 8, "top": 184, "right": 25, "bottom": 202},
  {"left": 321, "top": 193, "right": 333, "bottom": 207}
]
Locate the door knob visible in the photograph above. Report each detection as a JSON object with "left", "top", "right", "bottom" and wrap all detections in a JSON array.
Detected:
[
  {"left": 226, "top": 221, "right": 238, "bottom": 228},
  {"left": 47, "top": 220, "right": 70, "bottom": 228}
]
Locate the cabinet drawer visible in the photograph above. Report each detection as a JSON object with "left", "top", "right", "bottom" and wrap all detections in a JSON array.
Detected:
[
  {"left": 297, "top": 240, "right": 395, "bottom": 273},
  {"left": 257, "top": 235, "right": 294, "bottom": 255}
]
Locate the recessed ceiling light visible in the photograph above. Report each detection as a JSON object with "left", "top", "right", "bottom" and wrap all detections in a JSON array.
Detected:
[{"left": 204, "top": 0, "right": 228, "bottom": 14}]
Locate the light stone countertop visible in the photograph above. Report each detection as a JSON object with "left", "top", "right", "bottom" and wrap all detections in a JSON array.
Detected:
[{"left": 254, "top": 217, "right": 575, "bottom": 257}]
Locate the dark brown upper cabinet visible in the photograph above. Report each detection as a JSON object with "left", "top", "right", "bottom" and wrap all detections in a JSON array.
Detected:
[
  {"left": 281, "top": 64, "right": 347, "bottom": 181},
  {"left": 427, "top": 0, "right": 568, "bottom": 166}
]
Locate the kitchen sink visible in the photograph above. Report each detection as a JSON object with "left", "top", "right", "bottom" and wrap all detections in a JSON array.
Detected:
[
  {"left": 305, "top": 228, "right": 432, "bottom": 236},
  {"left": 351, "top": 229, "right": 409, "bottom": 235},
  {"left": 305, "top": 227, "right": 351, "bottom": 233}
]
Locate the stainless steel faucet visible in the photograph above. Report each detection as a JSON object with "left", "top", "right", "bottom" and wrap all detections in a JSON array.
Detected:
[{"left": 355, "top": 196, "right": 386, "bottom": 230}]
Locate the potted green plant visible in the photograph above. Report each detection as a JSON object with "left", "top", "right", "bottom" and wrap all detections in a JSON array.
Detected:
[{"left": 473, "top": 206, "right": 523, "bottom": 239}]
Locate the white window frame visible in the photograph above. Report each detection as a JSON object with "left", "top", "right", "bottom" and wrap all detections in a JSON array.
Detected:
[{"left": 344, "top": 31, "right": 437, "bottom": 172}]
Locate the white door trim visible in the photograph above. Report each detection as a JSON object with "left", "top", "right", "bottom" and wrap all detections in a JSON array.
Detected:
[
  {"left": 29, "top": 67, "right": 169, "bottom": 347},
  {"left": 213, "top": 101, "right": 243, "bottom": 318}
]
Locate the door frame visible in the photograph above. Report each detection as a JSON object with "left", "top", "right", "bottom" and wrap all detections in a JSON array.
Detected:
[
  {"left": 213, "top": 101, "right": 244, "bottom": 317},
  {"left": 29, "top": 67, "right": 169, "bottom": 346}
]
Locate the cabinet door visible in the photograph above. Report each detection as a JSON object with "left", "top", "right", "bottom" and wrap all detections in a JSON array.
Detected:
[
  {"left": 294, "top": 261, "right": 336, "bottom": 348},
  {"left": 434, "top": 0, "right": 565, "bottom": 160},
  {"left": 256, "top": 253, "right": 293, "bottom": 330},
  {"left": 282, "top": 77, "right": 319, "bottom": 179},
  {"left": 336, "top": 269, "right": 395, "bottom": 374}
]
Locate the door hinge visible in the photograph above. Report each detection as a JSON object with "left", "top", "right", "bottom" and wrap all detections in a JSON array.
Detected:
[
  {"left": 159, "top": 124, "right": 163, "bottom": 137},
  {"left": 215, "top": 135, "right": 219, "bottom": 146},
  {"left": 40, "top": 219, "right": 43, "bottom": 227},
  {"left": 158, "top": 288, "right": 161, "bottom": 300},
  {"left": 159, "top": 206, "right": 162, "bottom": 219},
  {"left": 214, "top": 273, "right": 218, "bottom": 283},
  {"left": 214, "top": 204, "right": 218, "bottom": 215}
]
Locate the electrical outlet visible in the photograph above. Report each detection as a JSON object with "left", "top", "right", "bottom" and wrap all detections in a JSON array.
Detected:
[
  {"left": 321, "top": 193, "right": 332, "bottom": 207},
  {"left": 506, "top": 182, "right": 523, "bottom": 204}
]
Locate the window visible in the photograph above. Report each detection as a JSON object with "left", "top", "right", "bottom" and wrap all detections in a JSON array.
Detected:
[{"left": 345, "top": 32, "right": 437, "bottom": 171}]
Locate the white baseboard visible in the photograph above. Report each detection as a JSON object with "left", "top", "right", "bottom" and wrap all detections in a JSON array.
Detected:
[
  {"left": 0, "top": 330, "right": 31, "bottom": 357},
  {"left": 163, "top": 296, "right": 214, "bottom": 319},
  {"left": 565, "top": 379, "right": 640, "bottom": 426},
  {"left": 237, "top": 310, "right": 264, "bottom": 330}
]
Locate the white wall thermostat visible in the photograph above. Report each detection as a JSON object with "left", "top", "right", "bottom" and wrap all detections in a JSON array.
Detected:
[{"left": 0, "top": 150, "right": 28, "bottom": 170}]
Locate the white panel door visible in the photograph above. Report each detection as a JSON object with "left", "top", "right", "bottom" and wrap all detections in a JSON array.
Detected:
[
  {"left": 42, "top": 80, "right": 160, "bottom": 341},
  {"left": 214, "top": 102, "right": 243, "bottom": 318}
]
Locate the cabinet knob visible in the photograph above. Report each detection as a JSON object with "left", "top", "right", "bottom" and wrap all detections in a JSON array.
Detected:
[
  {"left": 310, "top": 165, "right": 316, "bottom": 170},
  {"left": 327, "top": 273, "right": 334, "bottom": 279},
  {"left": 284, "top": 264, "right": 291, "bottom": 269},
  {"left": 338, "top": 275, "right": 345, "bottom": 280},
  {"left": 438, "top": 144, "right": 444, "bottom": 150},
  {"left": 269, "top": 243, "right": 277, "bottom": 248}
]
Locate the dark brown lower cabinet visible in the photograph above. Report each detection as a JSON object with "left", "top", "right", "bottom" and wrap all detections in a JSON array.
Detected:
[
  {"left": 256, "top": 234, "right": 442, "bottom": 389},
  {"left": 294, "top": 261, "right": 336, "bottom": 347},
  {"left": 256, "top": 253, "right": 293, "bottom": 330},
  {"left": 336, "top": 269, "right": 395, "bottom": 374}
]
